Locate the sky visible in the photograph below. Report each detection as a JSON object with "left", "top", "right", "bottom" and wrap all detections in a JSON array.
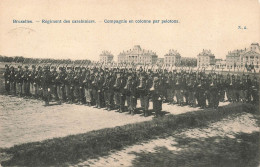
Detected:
[{"left": 0, "top": 0, "right": 259, "bottom": 61}]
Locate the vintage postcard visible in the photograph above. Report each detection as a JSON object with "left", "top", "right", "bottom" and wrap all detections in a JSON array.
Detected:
[{"left": 0, "top": 0, "right": 259, "bottom": 166}]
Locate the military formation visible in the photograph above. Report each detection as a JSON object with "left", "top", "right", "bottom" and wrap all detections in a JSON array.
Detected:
[{"left": 3, "top": 64, "right": 259, "bottom": 117}]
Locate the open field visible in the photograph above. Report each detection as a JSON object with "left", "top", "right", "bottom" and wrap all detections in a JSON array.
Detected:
[{"left": 0, "top": 95, "right": 230, "bottom": 148}]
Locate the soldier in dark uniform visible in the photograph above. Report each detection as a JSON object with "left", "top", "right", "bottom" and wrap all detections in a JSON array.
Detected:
[
  {"left": 197, "top": 77, "right": 206, "bottom": 109},
  {"left": 65, "top": 67, "right": 74, "bottom": 104},
  {"left": 49, "top": 66, "right": 59, "bottom": 102},
  {"left": 29, "top": 65, "right": 37, "bottom": 98},
  {"left": 73, "top": 67, "right": 81, "bottom": 104},
  {"left": 251, "top": 77, "right": 259, "bottom": 104},
  {"left": 129, "top": 72, "right": 138, "bottom": 115},
  {"left": 56, "top": 67, "right": 66, "bottom": 103},
  {"left": 22, "top": 66, "right": 31, "bottom": 97},
  {"left": 175, "top": 73, "right": 183, "bottom": 106},
  {"left": 187, "top": 75, "right": 196, "bottom": 107},
  {"left": 226, "top": 74, "right": 232, "bottom": 102},
  {"left": 208, "top": 77, "right": 219, "bottom": 108},
  {"left": 79, "top": 67, "right": 86, "bottom": 104},
  {"left": 84, "top": 70, "right": 92, "bottom": 106},
  {"left": 96, "top": 70, "right": 105, "bottom": 108},
  {"left": 151, "top": 75, "right": 163, "bottom": 117},
  {"left": 36, "top": 66, "right": 43, "bottom": 99},
  {"left": 9, "top": 66, "right": 16, "bottom": 96},
  {"left": 15, "top": 66, "right": 23, "bottom": 97},
  {"left": 41, "top": 66, "right": 51, "bottom": 105},
  {"left": 165, "top": 72, "right": 174, "bottom": 104},
  {"left": 113, "top": 71, "right": 122, "bottom": 111},
  {"left": 3, "top": 64, "right": 11, "bottom": 95},
  {"left": 92, "top": 71, "right": 99, "bottom": 108}
]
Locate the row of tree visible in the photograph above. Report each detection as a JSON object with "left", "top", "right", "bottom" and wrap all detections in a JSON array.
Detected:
[{"left": 0, "top": 55, "right": 91, "bottom": 65}]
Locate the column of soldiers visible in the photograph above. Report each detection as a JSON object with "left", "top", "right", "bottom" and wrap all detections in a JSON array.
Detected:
[{"left": 3, "top": 64, "right": 259, "bottom": 117}]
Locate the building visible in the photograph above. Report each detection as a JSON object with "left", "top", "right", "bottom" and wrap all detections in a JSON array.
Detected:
[
  {"left": 215, "top": 59, "right": 226, "bottom": 69},
  {"left": 197, "top": 49, "right": 215, "bottom": 68},
  {"left": 226, "top": 49, "right": 244, "bottom": 69},
  {"left": 226, "top": 43, "right": 260, "bottom": 69},
  {"left": 117, "top": 45, "right": 158, "bottom": 65},
  {"left": 164, "top": 49, "right": 181, "bottom": 66},
  {"left": 99, "top": 51, "right": 114, "bottom": 64}
]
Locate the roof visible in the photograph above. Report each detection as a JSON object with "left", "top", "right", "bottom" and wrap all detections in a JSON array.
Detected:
[{"left": 118, "top": 45, "right": 156, "bottom": 57}]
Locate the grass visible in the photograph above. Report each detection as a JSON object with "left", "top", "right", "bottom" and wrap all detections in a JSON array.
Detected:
[
  {"left": 131, "top": 132, "right": 259, "bottom": 167},
  {"left": 0, "top": 103, "right": 258, "bottom": 166}
]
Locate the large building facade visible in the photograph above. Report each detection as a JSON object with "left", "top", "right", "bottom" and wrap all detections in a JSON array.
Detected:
[
  {"left": 99, "top": 51, "right": 114, "bottom": 64},
  {"left": 226, "top": 43, "right": 260, "bottom": 69},
  {"left": 117, "top": 45, "right": 158, "bottom": 65},
  {"left": 197, "top": 49, "right": 215, "bottom": 68},
  {"left": 164, "top": 49, "right": 181, "bottom": 66}
]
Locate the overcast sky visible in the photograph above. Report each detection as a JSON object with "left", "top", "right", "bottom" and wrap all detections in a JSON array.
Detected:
[{"left": 0, "top": 0, "right": 259, "bottom": 61}]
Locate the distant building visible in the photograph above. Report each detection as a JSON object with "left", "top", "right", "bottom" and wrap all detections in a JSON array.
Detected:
[
  {"left": 164, "top": 49, "right": 181, "bottom": 66},
  {"left": 197, "top": 49, "right": 215, "bottom": 68},
  {"left": 226, "top": 43, "right": 260, "bottom": 69},
  {"left": 99, "top": 51, "right": 114, "bottom": 64},
  {"left": 215, "top": 59, "right": 226, "bottom": 69},
  {"left": 117, "top": 45, "right": 158, "bottom": 65}
]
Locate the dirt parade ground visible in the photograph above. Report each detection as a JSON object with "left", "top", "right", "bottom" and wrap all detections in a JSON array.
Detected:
[
  {"left": 0, "top": 95, "right": 259, "bottom": 167},
  {"left": 0, "top": 95, "right": 229, "bottom": 148}
]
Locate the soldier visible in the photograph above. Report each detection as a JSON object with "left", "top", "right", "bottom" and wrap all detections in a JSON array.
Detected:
[
  {"left": 139, "top": 72, "right": 152, "bottom": 117},
  {"left": 65, "top": 67, "right": 74, "bottom": 103},
  {"left": 208, "top": 77, "right": 219, "bottom": 108},
  {"left": 113, "top": 71, "right": 122, "bottom": 111},
  {"left": 22, "top": 66, "right": 31, "bottom": 97},
  {"left": 197, "top": 77, "right": 206, "bottom": 109},
  {"left": 165, "top": 72, "right": 174, "bottom": 104},
  {"left": 187, "top": 76, "right": 196, "bottom": 107},
  {"left": 73, "top": 67, "right": 81, "bottom": 104},
  {"left": 56, "top": 67, "right": 67, "bottom": 103},
  {"left": 226, "top": 74, "right": 232, "bottom": 102},
  {"left": 79, "top": 67, "right": 86, "bottom": 104},
  {"left": 9, "top": 66, "right": 16, "bottom": 96},
  {"left": 96, "top": 70, "right": 105, "bottom": 108},
  {"left": 36, "top": 66, "right": 43, "bottom": 99},
  {"left": 175, "top": 73, "right": 183, "bottom": 106},
  {"left": 29, "top": 65, "right": 37, "bottom": 98},
  {"left": 15, "top": 65, "right": 23, "bottom": 97},
  {"left": 49, "top": 66, "right": 59, "bottom": 102},
  {"left": 41, "top": 66, "right": 51, "bottom": 105},
  {"left": 151, "top": 75, "right": 163, "bottom": 117},
  {"left": 251, "top": 77, "right": 259, "bottom": 104},
  {"left": 3, "top": 64, "right": 11, "bottom": 95},
  {"left": 84, "top": 70, "right": 92, "bottom": 106},
  {"left": 92, "top": 71, "right": 99, "bottom": 108}
]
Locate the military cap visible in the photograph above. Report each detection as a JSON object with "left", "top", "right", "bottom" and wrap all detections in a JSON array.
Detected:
[
  {"left": 32, "top": 65, "right": 36, "bottom": 69},
  {"left": 24, "top": 65, "right": 29, "bottom": 69}
]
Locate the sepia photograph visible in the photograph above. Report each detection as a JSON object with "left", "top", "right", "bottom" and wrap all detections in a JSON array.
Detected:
[{"left": 0, "top": 0, "right": 259, "bottom": 166}]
